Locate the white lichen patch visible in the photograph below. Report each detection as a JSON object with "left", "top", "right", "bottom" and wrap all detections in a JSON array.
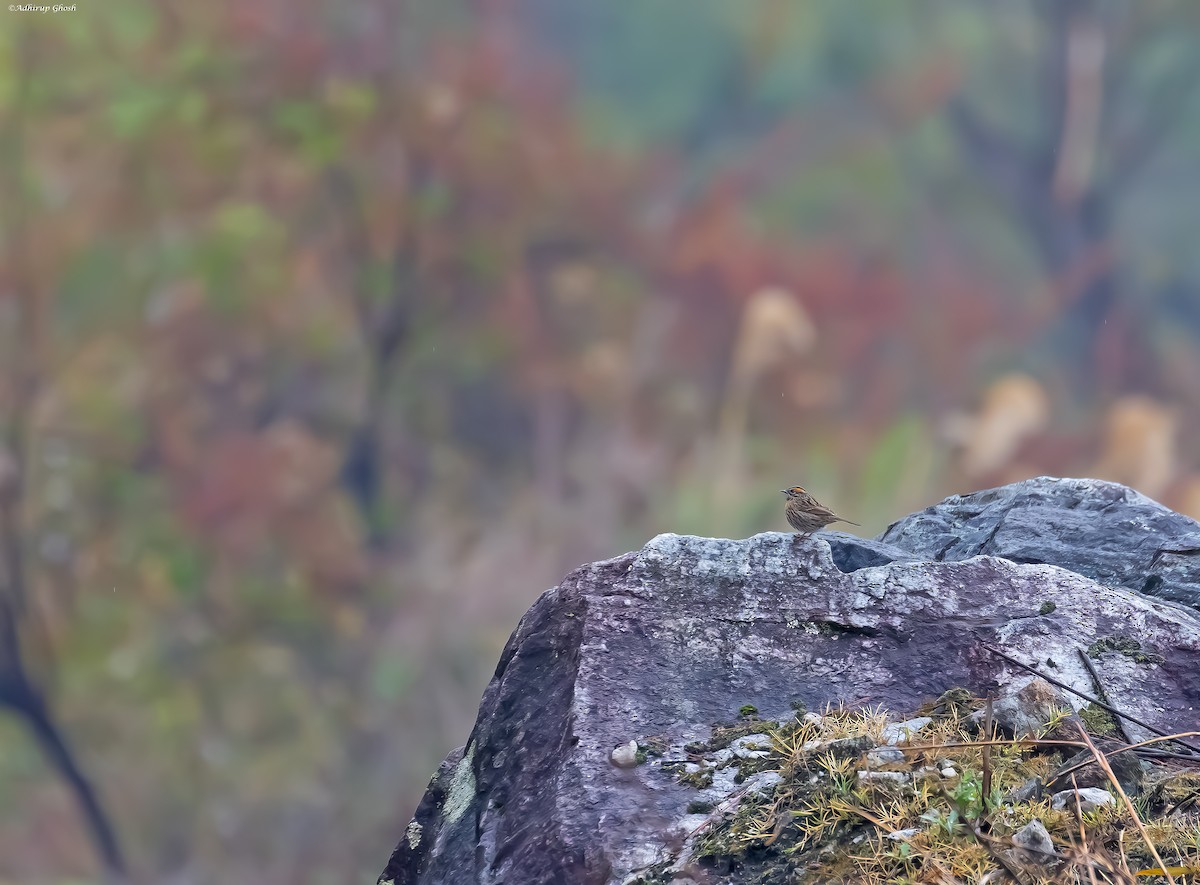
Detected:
[
  {"left": 442, "top": 744, "right": 476, "bottom": 827},
  {"left": 405, "top": 820, "right": 422, "bottom": 849},
  {"left": 744, "top": 770, "right": 782, "bottom": 796},
  {"left": 730, "top": 734, "right": 772, "bottom": 759},
  {"left": 639, "top": 532, "right": 833, "bottom": 587}
]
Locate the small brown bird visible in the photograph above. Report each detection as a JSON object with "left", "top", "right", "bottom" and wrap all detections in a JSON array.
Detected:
[{"left": 781, "top": 486, "right": 860, "bottom": 535}]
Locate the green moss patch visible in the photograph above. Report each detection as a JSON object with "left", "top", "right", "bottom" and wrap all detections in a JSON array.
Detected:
[{"left": 1087, "top": 635, "right": 1166, "bottom": 665}]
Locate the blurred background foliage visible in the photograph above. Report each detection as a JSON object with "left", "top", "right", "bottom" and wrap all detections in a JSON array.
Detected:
[{"left": 2, "top": 0, "right": 1200, "bottom": 881}]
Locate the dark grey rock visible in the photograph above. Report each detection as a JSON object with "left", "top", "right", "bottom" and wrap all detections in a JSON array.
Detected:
[
  {"left": 1011, "top": 818, "right": 1056, "bottom": 857},
  {"left": 378, "top": 479, "right": 1200, "bottom": 885},
  {"left": 1007, "top": 776, "right": 1044, "bottom": 803},
  {"left": 823, "top": 533, "right": 917, "bottom": 573},
  {"left": 879, "top": 476, "right": 1200, "bottom": 610},
  {"left": 1006, "top": 818, "right": 1058, "bottom": 868},
  {"left": 1051, "top": 743, "right": 1149, "bottom": 794}
]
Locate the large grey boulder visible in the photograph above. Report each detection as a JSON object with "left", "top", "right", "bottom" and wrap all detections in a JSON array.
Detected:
[
  {"left": 880, "top": 476, "right": 1200, "bottom": 610},
  {"left": 378, "top": 477, "right": 1200, "bottom": 885}
]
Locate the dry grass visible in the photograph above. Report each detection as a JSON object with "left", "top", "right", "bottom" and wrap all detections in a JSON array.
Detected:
[{"left": 684, "top": 697, "right": 1200, "bottom": 884}]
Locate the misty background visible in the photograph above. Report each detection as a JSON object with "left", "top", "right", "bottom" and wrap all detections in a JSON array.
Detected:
[{"left": 2, "top": 1, "right": 1200, "bottom": 881}]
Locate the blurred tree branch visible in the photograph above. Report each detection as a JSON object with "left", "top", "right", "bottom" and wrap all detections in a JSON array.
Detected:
[
  {"left": 325, "top": 165, "right": 416, "bottom": 547},
  {"left": 0, "top": 28, "right": 126, "bottom": 880},
  {"left": 945, "top": 0, "right": 1182, "bottom": 396}
]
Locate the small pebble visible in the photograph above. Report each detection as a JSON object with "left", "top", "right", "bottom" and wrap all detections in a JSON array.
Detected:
[
  {"left": 1051, "top": 787, "right": 1114, "bottom": 812},
  {"left": 610, "top": 741, "right": 639, "bottom": 768},
  {"left": 1007, "top": 776, "right": 1043, "bottom": 803},
  {"left": 940, "top": 766, "right": 958, "bottom": 778},
  {"left": 857, "top": 770, "right": 910, "bottom": 785},
  {"left": 865, "top": 746, "right": 907, "bottom": 769},
  {"left": 1011, "top": 819, "right": 1056, "bottom": 858},
  {"left": 1004, "top": 818, "right": 1059, "bottom": 869}
]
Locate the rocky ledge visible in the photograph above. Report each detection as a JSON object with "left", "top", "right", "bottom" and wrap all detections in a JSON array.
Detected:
[{"left": 377, "top": 477, "right": 1200, "bottom": 885}]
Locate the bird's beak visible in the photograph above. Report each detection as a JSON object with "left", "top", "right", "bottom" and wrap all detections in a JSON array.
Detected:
[{"left": 780, "top": 489, "right": 790, "bottom": 496}]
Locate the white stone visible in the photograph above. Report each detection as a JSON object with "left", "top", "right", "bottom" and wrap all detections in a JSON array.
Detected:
[
  {"left": 730, "top": 733, "right": 772, "bottom": 759},
  {"left": 611, "top": 740, "right": 639, "bottom": 768},
  {"left": 857, "top": 770, "right": 909, "bottom": 785},
  {"left": 1051, "top": 787, "right": 1115, "bottom": 812},
  {"left": 882, "top": 716, "right": 933, "bottom": 745}
]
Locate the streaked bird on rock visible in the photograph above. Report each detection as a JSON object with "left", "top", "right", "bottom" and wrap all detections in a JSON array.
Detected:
[{"left": 781, "top": 486, "right": 860, "bottom": 536}]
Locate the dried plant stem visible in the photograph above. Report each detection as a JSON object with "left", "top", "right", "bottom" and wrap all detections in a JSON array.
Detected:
[
  {"left": 1074, "top": 722, "right": 1178, "bottom": 885},
  {"left": 967, "top": 824, "right": 1029, "bottom": 885},
  {"left": 1047, "top": 730, "right": 1200, "bottom": 788},
  {"left": 899, "top": 738, "right": 1087, "bottom": 752},
  {"left": 981, "top": 698, "right": 993, "bottom": 807},
  {"left": 1071, "top": 774, "right": 1101, "bottom": 885}
]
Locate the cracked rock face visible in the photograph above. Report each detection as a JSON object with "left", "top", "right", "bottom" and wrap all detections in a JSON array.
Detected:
[
  {"left": 377, "top": 477, "right": 1200, "bottom": 885},
  {"left": 879, "top": 475, "right": 1200, "bottom": 610}
]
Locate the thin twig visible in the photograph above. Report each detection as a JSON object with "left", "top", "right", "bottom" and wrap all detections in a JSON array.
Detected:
[
  {"left": 1046, "top": 731, "right": 1200, "bottom": 788},
  {"left": 1071, "top": 773, "right": 1101, "bottom": 885},
  {"left": 1077, "top": 647, "right": 1132, "bottom": 744},
  {"left": 1163, "top": 787, "right": 1200, "bottom": 818},
  {"left": 1117, "top": 828, "right": 1132, "bottom": 879},
  {"left": 899, "top": 738, "right": 1088, "bottom": 753},
  {"left": 976, "top": 640, "right": 1200, "bottom": 754},
  {"left": 1074, "top": 722, "right": 1178, "bottom": 885},
  {"left": 981, "top": 697, "right": 994, "bottom": 811}
]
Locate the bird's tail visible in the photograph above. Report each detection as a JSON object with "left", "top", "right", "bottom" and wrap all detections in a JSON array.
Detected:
[{"left": 839, "top": 518, "right": 861, "bottom": 526}]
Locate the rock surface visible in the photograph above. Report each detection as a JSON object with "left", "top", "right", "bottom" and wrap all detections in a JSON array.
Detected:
[
  {"left": 377, "top": 477, "right": 1200, "bottom": 885},
  {"left": 991, "top": 675, "right": 1071, "bottom": 737},
  {"left": 879, "top": 476, "right": 1200, "bottom": 610}
]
